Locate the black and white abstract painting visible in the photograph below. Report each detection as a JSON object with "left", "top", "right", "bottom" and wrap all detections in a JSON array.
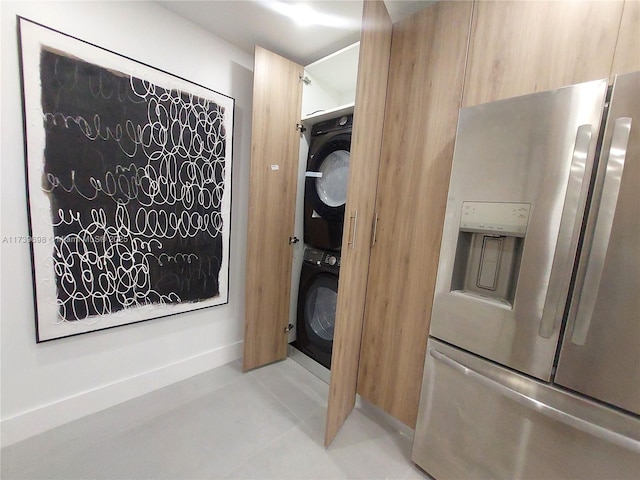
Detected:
[{"left": 18, "top": 18, "right": 234, "bottom": 342}]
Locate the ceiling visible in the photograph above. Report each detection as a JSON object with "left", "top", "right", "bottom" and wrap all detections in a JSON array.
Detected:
[{"left": 156, "top": 0, "right": 433, "bottom": 66}]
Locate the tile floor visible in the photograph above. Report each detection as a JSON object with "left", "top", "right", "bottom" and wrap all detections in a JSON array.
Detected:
[{"left": 1, "top": 357, "right": 430, "bottom": 479}]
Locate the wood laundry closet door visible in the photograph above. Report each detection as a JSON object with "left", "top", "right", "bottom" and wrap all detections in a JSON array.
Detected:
[
  {"left": 243, "top": 47, "right": 303, "bottom": 371},
  {"left": 325, "top": 0, "right": 393, "bottom": 446}
]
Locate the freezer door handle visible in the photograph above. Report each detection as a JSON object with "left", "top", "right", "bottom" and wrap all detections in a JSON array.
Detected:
[
  {"left": 570, "top": 117, "right": 632, "bottom": 345},
  {"left": 430, "top": 348, "right": 640, "bottom": 453},
  {"left": 539, "top": 125, "right": 594, "bottom": 338}
]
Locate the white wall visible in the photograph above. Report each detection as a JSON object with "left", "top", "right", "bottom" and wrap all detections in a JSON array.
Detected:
[{"left": 0, "top": 1, "right": 254, "bottom": 446}]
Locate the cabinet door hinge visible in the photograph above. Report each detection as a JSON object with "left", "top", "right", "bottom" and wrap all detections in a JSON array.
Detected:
[
  {"left": 284, "top": 323, "right": 293, "bottom": 333},
  {"left": 298, "top": 74, "right": 311, "bottom": 85},
  {"left": 296, "top": 123, "right": 307, "bottom": 133}
]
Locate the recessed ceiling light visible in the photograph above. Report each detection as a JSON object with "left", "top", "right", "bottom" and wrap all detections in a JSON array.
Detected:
[{"left": 261, "top": 1, "right": 355, "bottom": 28}]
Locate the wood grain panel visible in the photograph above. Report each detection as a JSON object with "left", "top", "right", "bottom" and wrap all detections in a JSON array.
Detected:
[
  {"left": 243, "top": 47, "right": 303, "bottom": 371},
  {"left": 356, "top": 1, "right": 473, "bottom": 428},
  {"left": 611, "top": 0, "right": 640, "bottom": 79},
  {"left": 324, "top": 0, "right": 392, "bottom": 446},
  {"left": 463, "top": 0, "right": 623, "bottom": 107}
]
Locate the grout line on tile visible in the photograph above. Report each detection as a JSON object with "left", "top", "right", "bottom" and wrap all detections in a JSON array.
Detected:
[{"left": 248, "top": 367, "right": 314, "bottom": 425}]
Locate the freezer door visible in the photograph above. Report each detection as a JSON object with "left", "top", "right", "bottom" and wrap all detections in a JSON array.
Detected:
[
  {"left": 412, "top": 339, "right": 640, "bottom": 480},
  {"left": 555, "top": 71, "right": 640, "bottom": 416},
  {"left": 429, "top": 79, "right": 608, "bottom": 381}
]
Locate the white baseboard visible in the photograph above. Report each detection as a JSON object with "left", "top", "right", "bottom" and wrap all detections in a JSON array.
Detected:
[{"left": 0, "top": 341, "right": 243, "bottom": 447}]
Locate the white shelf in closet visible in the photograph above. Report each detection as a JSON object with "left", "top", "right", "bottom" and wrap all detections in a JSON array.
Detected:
[
  {"left": 306, "top": 42, "right": 360, "bottom": 93},
  {"left": 300, "top": 42, "right": 359, "bottom": 121}
]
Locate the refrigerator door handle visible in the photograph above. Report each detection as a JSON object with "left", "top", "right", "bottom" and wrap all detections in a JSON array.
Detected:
[
  {"left": 570, "top": 117, "right": 632, "bottom": 345},
  {"left": 430, "top": 348, "right": 640, "bottom": 453},
  {"left": 539, "top": 125, "right": 594, "bottom": 338}
]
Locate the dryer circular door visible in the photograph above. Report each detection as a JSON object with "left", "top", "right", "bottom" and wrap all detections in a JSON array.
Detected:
[
  {"left": 306, "top": 134, "right": 351, "bottom": 222},
  {"left": 301, "top": 272, "right": 338, "bottom": 352}
]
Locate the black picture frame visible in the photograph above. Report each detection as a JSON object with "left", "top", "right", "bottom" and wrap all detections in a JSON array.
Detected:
[{"left": 18, "top": 17, "right": 235, "bottom": 342}]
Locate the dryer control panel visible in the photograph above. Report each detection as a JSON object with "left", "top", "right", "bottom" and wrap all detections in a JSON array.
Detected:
[{"left": 310, "top": 114, "right": 353, "bottom": 136}]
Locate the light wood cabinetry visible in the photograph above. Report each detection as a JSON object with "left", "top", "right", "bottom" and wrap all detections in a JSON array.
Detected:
[
  {"left": 356, "top": 1, "right": 473, "bottom": 429},
  {"left": 325, "top": 0, "right": 392, "bottom": 446},
  {"left": 463, "top": 0, "right": 624, "bottom": 107},
  {"left": 611, "top": 0, "right": 640, "bottom": 78},
  {"left": 243, "top": 47, "right": 303, "bottom": 371}
]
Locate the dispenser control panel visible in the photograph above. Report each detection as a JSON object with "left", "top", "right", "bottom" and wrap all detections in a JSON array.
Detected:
[{"left": 460, "top": 202, "right": 531, "bottom": 237}]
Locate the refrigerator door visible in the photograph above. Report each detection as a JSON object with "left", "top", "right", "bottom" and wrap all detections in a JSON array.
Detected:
[
  {"left": 412, "top": 339, "right": 640, "bottom": 480},
  {"left": 555, "top": 71, "right": 640, "bottom": 416},
  {"left": 429, "top": 79, "right": 608, "bottom": 381}
]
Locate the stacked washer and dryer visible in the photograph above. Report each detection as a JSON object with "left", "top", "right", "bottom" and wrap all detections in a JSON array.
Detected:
[{"left": 294, "top": 114, "right": 352, "bottom": 369}]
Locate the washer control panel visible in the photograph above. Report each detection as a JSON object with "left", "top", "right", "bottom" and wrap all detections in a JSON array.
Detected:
[{"left": 303, "top": 248, "right": 341, "bottom": 269}]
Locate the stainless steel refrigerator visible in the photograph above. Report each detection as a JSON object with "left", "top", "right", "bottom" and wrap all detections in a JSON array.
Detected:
[{"left": 412, "top": 71, "right": 639, "bottom": 479}]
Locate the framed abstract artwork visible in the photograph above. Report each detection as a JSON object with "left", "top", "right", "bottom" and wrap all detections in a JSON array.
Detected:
[{"left": 18, "top": 18, "right": 234, "bottom": 342}]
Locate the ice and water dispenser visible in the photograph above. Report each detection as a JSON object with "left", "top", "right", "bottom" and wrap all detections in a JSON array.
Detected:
[{"left": 450, "top": 202, "right": 530, "bottom": 307}]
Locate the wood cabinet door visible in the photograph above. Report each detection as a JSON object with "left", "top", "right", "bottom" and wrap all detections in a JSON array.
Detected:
[
  {"left": 243, "top": 47, "right": 303, "bottom": 372},
  {"left": 611, "top": 0, "right": 640, "bottom": 79},
  {"left": 463, "top": 0, "right": 623, "bottom": 107},
  {"left": 356, "top": 0, "right": 473, "bottom": 429},
  {"left": 324, "top": 0, "right": 392, "bottom": 446}
]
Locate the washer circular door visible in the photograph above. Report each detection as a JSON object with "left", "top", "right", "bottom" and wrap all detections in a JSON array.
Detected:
[
  {"left": 303, "top": 273, "right": 338, "bottom": 352},
  {"left": 306, "top": 134, "right": 350, "bottom": 222}
]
